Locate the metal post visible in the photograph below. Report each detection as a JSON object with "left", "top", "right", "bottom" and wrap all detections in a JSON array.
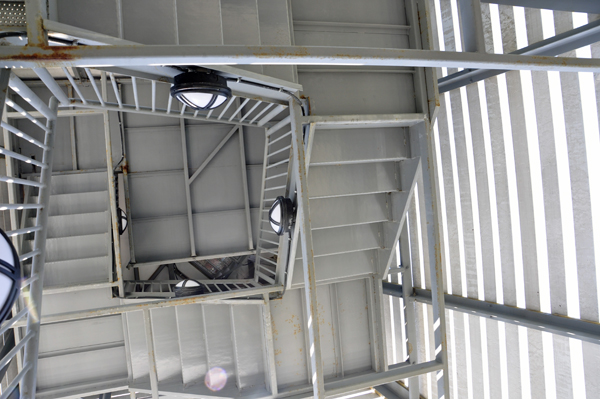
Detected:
[
  {"left": 101, "top": 72, "right": 124, "bottom": 297},
  {"left": 179, "top": 118, "right": 196, "bottom": 257},
  {"left": 24, "top": 0, "right": 47, "bottom": 47},
  {"left": 458, "top": 0, "right": 486, "bottom": 53},
  {"left": 289, "top": 100, "right": 325, "bottom": 398},
  {"left": 260, "top": 294, "right": 278, "bottom": 395},
  {"left": 400, "top": 225, "right": 419, "bottom": 399},
  {"left": 68, "top": 85, "right": 78, "bottom": 170},
  {"left": 143, "top": 310, "right": 159, "bottom": 399},
  {"left": 238, "top": 125, "right": 253, "bottom": 250},
  {"left": 413, "top": 121, "right": 449, "bottom": 398},
  {"left": 21, "top": 97, "right": 58, "bottom": 399}
]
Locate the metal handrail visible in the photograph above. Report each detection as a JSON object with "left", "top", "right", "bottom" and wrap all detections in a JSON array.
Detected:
[
  {"left": 0, "top": 69, "right": 58, "bottom": 399},
  {"left": 254, "top": 113, "right": 294, "bottom": 285}
]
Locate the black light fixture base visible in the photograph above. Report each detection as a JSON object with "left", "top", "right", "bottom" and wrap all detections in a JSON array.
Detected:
[{"left": 170, "top": 72, "right": 232, "bottom": 111}]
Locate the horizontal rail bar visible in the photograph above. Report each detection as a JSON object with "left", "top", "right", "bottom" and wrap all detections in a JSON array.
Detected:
[
  {"left": 3, "top": 45, "right": 600, "bottom": 73},
  {"left": 239, "top": 100, "right": 262, "bottom": 122},
  {"left": 4, "top": 100, "right": 50, "bottom": 132},
  {"left": 384, "top": 283, "right": 600, "bottom": 345},
  {"left": 264, "top": 185, "right": 286, "bottom": 191},
  {"left": 249, "top": 103, "right": 276, "bottom": 124},
  {"left": 8, "top": 74, "right": 53, "bottom": 120},
  {"left": 0, "top": 363, "right": 32, "bottom": 399},
  {"left": 267, "top": 145, "right": 292, "bottom": 158},
  {"left": 256, "top": 272, "right": 275, "bottom": 284},
  {"left": 19, "top": 249, "right": 40, "bottom": 262},
  {"left": 266, "top": 115, "right": 291, "bottom": 136},
  {"left": 67, "top": 100, "right": 263, "bottom": 128},
  {"left": 8, "top": 284, "right": 283, "bottom": 326},
  {"left": 0, "top": 147, "right": 46, "bottom": 168},
  {"left": 6, "top": 226, "right": 42, "bottom": 237},
  {"left": 1, "top": 122, "right": 49, "bottom": 149},
  {"left": 0, "top": 308, "right": 27, "bottom": 335},
  {"left": 265, "top": 172, "right": 288, "bottom": 181},
  {"left": 268, "top": 131, "right": 292, "bottom": 146},
  {"left": 0, "top": 204, "right": 42, "bottom": 210},
  {"left": 229, "top": 98, "right": 250, "bottom": 121},
  {"left": 438, "top": 17, "right": 600, "bottom": 93},
  {"left": 260, "top": 238, "right": 279, "bottom": 246},
  {"left": 258, "top": 105, "right": 286, "bottom": 127},
  {"left": 259, "top": 256, "right": 278, "bottom": 266},
  {"left": 266, "top": 158, "right": 289, "bottom": 169},
  {"left": 21, "top": 275, "right": 39, "bottom": 289},
  {"left": 0, "top": 176, "right": 44, "bottom": 188},
  {"left": 43, "top": 281, "right": 118, "bottom": 295},
  {"left": 0, "top": 331, "right": 34, "bottom": 370}
]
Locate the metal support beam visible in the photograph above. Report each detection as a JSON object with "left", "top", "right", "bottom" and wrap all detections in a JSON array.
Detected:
[
  {"left": 143, "top": 310, "right": 159, "bottom": 399},
  {"left": 458, "top": 0, "right": 486, "bottom": 53},
  {"left": 385, "top": 283, "right": 600, "bottom": 345},
  {"left": 289, "top": 100, "right": 325, "bottom": 398},
  {"left": 180, "top": 118, "right": 196, "bottom": 257},
  {"left": 482, "top": 0, "right": 600, "bottom": 14},
  {"left": 2, "top": 45, "right": 600, "bottom": 73},
  {"left": 5, "top": 284, "right": 282, "bottom": 327},
  {"left": 400, "top": 225, "right": 419, "bottom": 399},
  {"left": 238, "top": 126, "right": 253, "bottom": 250},
  {"left": 412, "top": 121, "right": 449, "bottom": 398},
  {"left": 438, "top": 18, "right": 600, "bottom": 93},
  {"left": 260, "top": 294, "right": 278, "bottom": 395},
  {"left": 379, "top": 158, "right": 421, "bottom": 278},
  {"left": 24, "top": 0, "right": 47, "bottom": 47},
  {"left": 188, "top": 124, "right": 239, "bottom": 184},
  {"left": 101, "top": 73, "right": 124, "bottom": 297}
]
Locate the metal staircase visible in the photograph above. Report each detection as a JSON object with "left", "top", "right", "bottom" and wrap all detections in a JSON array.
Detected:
[{"left": 30, "top": 171, "right": 112, "bottom": 292}]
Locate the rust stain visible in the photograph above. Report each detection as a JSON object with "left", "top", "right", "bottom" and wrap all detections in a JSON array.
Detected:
[{"left": 12, "top": 45, "right": 85, "bottom": 63}]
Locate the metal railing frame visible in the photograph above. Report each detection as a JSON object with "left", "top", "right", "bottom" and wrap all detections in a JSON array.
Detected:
[{"left": 0, "top": 69, "right": 58, "bottom": 399}]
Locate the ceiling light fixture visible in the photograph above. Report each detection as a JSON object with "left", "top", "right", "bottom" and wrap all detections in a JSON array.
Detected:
[
  {"left": 170, "top": 72, "right": 232, "bottom": 110},
  {"left": 269, "top": 196, "right": 295, "bottom": 236},
  {"left": 0, "top": 229, "right": 21, "bottom": 324},
  {"left": 174, "top": 279, "right": 205, "bottom": 297},
  {"left": 118, "top": 208, "right": 128, "bottom": 235}
]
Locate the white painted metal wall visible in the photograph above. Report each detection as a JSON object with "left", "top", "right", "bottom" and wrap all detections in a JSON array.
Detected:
[{"left": 385, "top": 2, "right": 600, "bottom": 398}]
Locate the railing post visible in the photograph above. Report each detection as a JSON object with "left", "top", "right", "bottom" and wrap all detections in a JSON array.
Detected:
[{"left": 21, "top": 97, "right": 58, "bottom": 399}]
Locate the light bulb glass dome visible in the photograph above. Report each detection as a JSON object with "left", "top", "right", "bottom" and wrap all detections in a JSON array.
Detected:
[
  {"left": 181, "top": 92, "right": 214, "bottom": 108},
  {"left": 0, "top": 228, "right": 20, "bottom": 325}
]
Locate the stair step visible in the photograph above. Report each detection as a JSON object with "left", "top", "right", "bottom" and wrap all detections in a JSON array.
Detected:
[
  {"left": 126, "top": 311, "right": 150, "bottom": 382},
  {"left": 202, "top": 305, "right": 236, "bottom": 390},
  {"left": 296, "top": 223, "right": 381, "bottom": 259},
  {"left": 175, "top": 304, "right": 208, "bottom": 386},
  {"left": 291, "top": 250, "right": 377, "bottom": 288},
  {"left": 230, "top": 305, "right": 266, "bottom": 390},
  {"left": 309, "top": 194, "right": 390, "bottom": 230},
  {"left": 45, "top": 233, "right": 109, "bottom": 263},
  {"left": 43, "top": 256, "right": 111, "bottom": 288},
  {"left": 43, "top": 211, "right": 109, "bottom": 238},
  {"left": 45, "top": 171, "right": 108, "bottom": 195},
  {"left": 310, "top": 127, "right": 409, "bottom": 166},
  {"left": 150, "top": 307, "right": 183, "bottom": 383},
  {"left": 33, "top": 191, "right": 108, "bottom": 216},
  {"left": 308, "top": 162, "right": 399, "bottom": 199}
]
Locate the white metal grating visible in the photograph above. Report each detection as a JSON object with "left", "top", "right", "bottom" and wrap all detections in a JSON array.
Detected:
[
  {"left": 0, "top": 2, "right": 25, "bottom": 27},
  {"left": 389, "top": 2, "right": 600, "bottom": 398}
]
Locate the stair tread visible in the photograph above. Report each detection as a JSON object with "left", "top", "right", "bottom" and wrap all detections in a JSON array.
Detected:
[
  {"left": 45, "top": 233, "right": 109, "bottom": 263},
  {"left": 44, "top": 255, "right": 110, "bottom": 287}
]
